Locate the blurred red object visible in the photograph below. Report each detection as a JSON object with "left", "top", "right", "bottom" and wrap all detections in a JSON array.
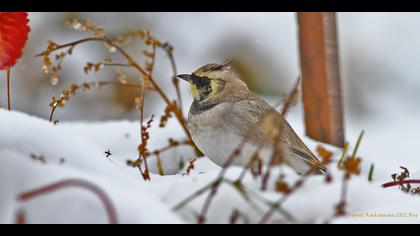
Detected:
[{"left": 0, "top": 12, "right": 30, "bottom": 70}]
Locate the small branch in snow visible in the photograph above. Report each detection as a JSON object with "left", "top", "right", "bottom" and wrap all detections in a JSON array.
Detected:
[
  {"left": 382, "top": 180, "right": 420, "bottom": 188},
  {"left": 160, "top": 42, "right": 183, "bottom": 114},
  {"left": 258, "top": 167, "right": 315, "bottom": 224},
  {"left": 17, "top": 179, "right": 118, "bottom": 224},
  {"left": 383, "top": 167, "right": 420, "bottom": 195}
]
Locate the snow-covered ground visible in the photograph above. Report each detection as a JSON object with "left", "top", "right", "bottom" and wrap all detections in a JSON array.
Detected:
[{"left": 1, "top": 109, "right": 419, "bottom": 224}]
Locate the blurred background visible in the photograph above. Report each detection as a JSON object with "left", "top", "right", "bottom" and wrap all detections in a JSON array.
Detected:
[{"left": 2, "top": 12, "right": 420, "bottom": 170}]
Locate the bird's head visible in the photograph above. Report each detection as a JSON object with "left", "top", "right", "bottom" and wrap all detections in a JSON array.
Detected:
[{"left": 177, "top": 61, "right": 249, "bottom": 104}]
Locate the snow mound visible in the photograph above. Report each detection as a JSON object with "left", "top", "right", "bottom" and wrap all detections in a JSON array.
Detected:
[{"left": 0, "top": 109, "right": 419, "bottom": 224}]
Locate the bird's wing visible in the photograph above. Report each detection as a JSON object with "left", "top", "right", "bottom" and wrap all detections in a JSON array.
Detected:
[
  {"left": 224, "top": 96, "right": 326, "bottom": 174},
  {"left": 223, "top": 96, "right": 277, "bottom": 145}
]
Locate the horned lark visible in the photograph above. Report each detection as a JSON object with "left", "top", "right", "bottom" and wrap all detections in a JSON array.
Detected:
[{"left": 178, "top": 62, "right": 326, "bottom": 174}]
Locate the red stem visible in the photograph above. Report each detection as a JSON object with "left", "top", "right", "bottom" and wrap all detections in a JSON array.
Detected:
[
  {"left": 7, "top": 68, "right": 11, "bottom": 111},
  {"left": 18, "top": 179, "right": 118, "bottom": 224},
  {"left": 382, "top": 180, "right": 420, "bottom": 188}
]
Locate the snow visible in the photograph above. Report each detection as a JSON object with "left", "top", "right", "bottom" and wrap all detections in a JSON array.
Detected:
[{"left": 1, "top": 109, "right": 419, "bottom": 224}]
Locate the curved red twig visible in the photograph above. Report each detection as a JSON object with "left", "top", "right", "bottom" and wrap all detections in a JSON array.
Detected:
[
  {"left": 17, "top": 179, "right": 118, "bottom": 224},
  {"left": 382, "top": 180, "right": 420, "bottom": 188}
]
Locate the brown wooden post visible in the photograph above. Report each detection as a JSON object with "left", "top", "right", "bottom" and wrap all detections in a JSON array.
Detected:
[{"left": 297, "top": 12, "right": 345, "bottom": 147}]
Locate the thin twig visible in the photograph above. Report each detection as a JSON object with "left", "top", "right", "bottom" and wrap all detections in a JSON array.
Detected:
[
  {"left": 35, "top": 37, "right": 105, "bottom": 57},
  {"left": 334, "top": 131, "right": 364, "bottom": 218},
  {"left": 236, "top": 153, "right": 260, "bottom": 184},
  {"left": 337, "top": 143, "right": 349, "bottom": 167},
  {"left": 246, "top": 188, "right": 298, "bottom": 223},
  {"left": 173, "top": 180, "right": 220, "bottom": 211},
  {"left": 48, "top": 80, "right": 148, "bottom": 122},
  {"left": 135, "top": 45, "right": 157, "bottom": 180},
  {"left": 147, "top": 139, "right": 193, "bottom": 157},
  {"left": 18, "top": 179, "right": 118, "bottom": 224},
  {"left": 160, "top": 43, "right": 183, "bottom": 113},
  {"left": 258, "top": 168, "right": 315, "bottom": 224},
  {"left": 7, "top": 68, "right": 11, "bottom": 111},
  {"left": 382, "top": 180, "right": 420, "bottom": 188},
  {"left": 103, "top": 63, "right": 132, "bottom": 67},
  {"left": 335, "top": 173, "right": 350, "bottom": 217},
  {"left": 281, "top": 76, "right": 301, "bottom": 116}
]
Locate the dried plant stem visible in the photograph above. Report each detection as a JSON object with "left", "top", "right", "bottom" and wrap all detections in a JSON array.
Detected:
[
  {"left": 247, "top": 188, "right": 298, "bottom": 223},
  {"left": 147, "top": 140, "right": 193, "bottom": 157},
  {"left": 135, "top": 45, "right": 157, "bottom": 181},
  {"left": 161, "top": 43, "right": 183, "bottom": 112},
  {"left": 107, "top": 38, "right": 192, "bottom": 141},
  {"left": 259, "top": 168, "right": 315, "bottom": 224},
  {"left": 195, "top": 139, "right": 252, "bottom": 223},
  {"left": 197, "top": 131, "right": 272, "bottom": 223},
  {"left": 37, "top": 36, "right": 192, "bottom": 142},
  {"left": 6, "top": 68, "right": 11, "bottom": 111},
  {"left": 137, "top": 108, "right": 151, "bottom": 180},
  {"left": 103, "top": 63, "right": 132, "bottom": 67},
  {"left": 257, "top": 78, "right": 299, "bottom": 190},
  {"left": 337, "top": 143, "right": 349, "bottom": 167},
  {"left": 335, "top": 131, "right": 364, "bottom": 217},
  {"left": 382, "top": 180, "right": 420, "bottom": 188},
  {"left": 49, "top": 105, "right": 58, "bottom": 123},
  {"left": 35, "top": 37, "right": 105, "bottom": 57},
  {"left": 102, "top": 37, "right": 191, "bottom": 141},
  {"left": 198, "top": 178, "right": 223, "bottom": 224},
  {"left": 174, "top": 176, "right": 298, "bottom": 224},
  {"left": 336, "top": 173, "right": 350, "bottom": 217},
  {"left": 173, "top": 179, "right": 222, "bottom": 211},
  {"left": 156, "top": 154, "right": 164, "bottom": 176},
  {"left": 17, "top": 179, "right": 118, "bottom": 224},
  {"left": 148, "top": 73, "right": 190, "bottom": 139},
  {"left": 281, "top": 76, "right": 301, "bottom": 116},
  {"left": 39, "top": 30, "right": 195, "bottom": 181},
  {"left": 236, "top": 153, "right": 260, "bottom": 183},
  {"left": 48, "top": 80, "right": 148, "bottom": 122},
  {"left": 236, "top": 142, "right": 267, "bottom": 184}
]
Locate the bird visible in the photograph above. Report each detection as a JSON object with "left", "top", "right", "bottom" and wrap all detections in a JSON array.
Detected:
[{"left": 177, "top": 62, "right": 326, "bottom": 174}]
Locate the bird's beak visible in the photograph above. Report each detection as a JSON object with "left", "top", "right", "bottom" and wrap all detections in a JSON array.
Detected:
[{"left": 177, "top": 74, "right": 192, "bottom": 83}]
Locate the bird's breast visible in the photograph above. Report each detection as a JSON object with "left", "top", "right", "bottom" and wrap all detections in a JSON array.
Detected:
[{"left": 188, "top": 103, "right": 273, "bottom": 167}]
